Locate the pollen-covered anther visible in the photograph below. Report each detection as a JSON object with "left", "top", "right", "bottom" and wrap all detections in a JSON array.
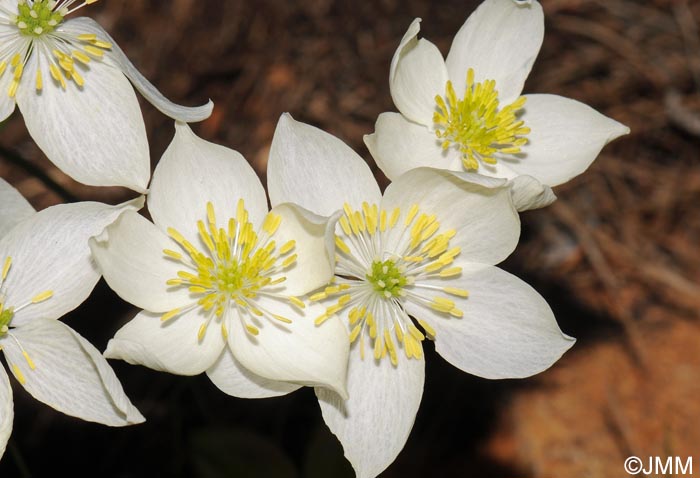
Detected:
[
  {"left": 434, "top": 68, "right": 530, "bottom": 170},
  {"left": 162, "top": 200, "right": 297, "bottom": 340}
]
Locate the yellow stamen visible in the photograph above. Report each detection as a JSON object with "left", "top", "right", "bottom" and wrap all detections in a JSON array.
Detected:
[
  {"left": 161, "top": 308, "right": 181, "bottom": 322},
  {"left": 22, "top": 351, "right": 36, "bottom": 370},
  {"left": 418, "top": 319, "right": 436, "bottom": 338},
  {"left": 2, "top": 257, "right": 11, "bottom": 281},
  {"left": 12, "top": 364, "right": 25, "bottom": 384},
  {"left": 444, "top": 287, "right": 469, "bottom": 297},
  {"left": 288, "top": 296, "right": 305, "bottom": 309},
  {"left": 30, "top": 290, "right": 53, "bottom": 303}
]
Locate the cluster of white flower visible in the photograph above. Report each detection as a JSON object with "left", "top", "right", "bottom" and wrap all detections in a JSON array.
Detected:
[{"left": 0, "top": 0, "right": 628, "bottom": 476}]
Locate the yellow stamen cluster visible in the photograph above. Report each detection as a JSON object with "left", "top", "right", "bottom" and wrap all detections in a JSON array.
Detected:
[
  {"left": 42, "top": 34, "right": 112, "bottom": 92},
  {"left": 314, "top": 202, "right": 469, "bottom": 366},
  {"left": 162, "top": 200, "right": 298, "bottom": 340},
  {"left": 434, "top": 68, "right": 530, "bottom": 170},
  {"left": 0, "top": 256, "right": 52, "bottom": 384}
]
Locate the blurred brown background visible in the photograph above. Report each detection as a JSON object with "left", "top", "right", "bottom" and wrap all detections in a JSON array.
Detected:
[{"left": 1, "top": 0, "right": 699, "bottom": 476}]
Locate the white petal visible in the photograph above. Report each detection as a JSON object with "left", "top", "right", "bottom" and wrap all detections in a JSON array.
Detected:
[
  {"left": 229, "top": 297, "right": 349, "bottom": 398},
  {"left": 0, "top": 0, "right": 18, "bottom": 15},
  {"left": 389, "top": 18, "right": 448, "bottom": 126},
  {"left": 60, "top": 18, "right": 213, "bottom": 122},
  {"left": 15, "top": 45, "right": 150, "bottom": 192},
  {"left": 508, "top": 175, "right": 556, "bottom": 211},
  {"left": 0, "top": 177, "right": 35, "bottom": 239},
  {"left": 0, "top": 90, "right": 15, "bottom": 123},
  {"left": 206, "top": 347, "right": 301, "bottom": 399},
  {"left": 406, "top": 262, "right": 575, "bottom": 379},
  {"left": 445, "top": 0, "right": 544, "bottom": 105},
  {"left": 0, "top": 59, "right": 15, "bottom": 122},
  {"left": 4, "top": 319, "right": 144, "bottom": 425},
  {"left": 268, "top": 114, "right": 382, "bottom": 216},
  {"left": 316, "top": 350, "right": 424, "bottom": 478},
  {"left": 0, "top": 365, "right": 12, "bottom": 460},
  {"left": 270, "top": 203, "right": 337, "bottom": 296},
  {"left": 89, "top": 210, "right": 191, "bottom": 313},
  {"left": 0, "top": 96, "right": 14, "bottom": 123},
  {"left": 148, "top": 122, "right": 268, "bottom": 243},
  {"left": 0, "top": 198, "right": 143, "bottom": 326},
  {"left": 104, "top": 309, "right": 226, "bottom": 376},
  {"left": 509, "top": 94, "right": 630, "bottom": 186},
  {"left": 381, "top": 168, "right": 519, "bottom": 265},
  {"left": 0, "top": 18, "right": 20, "bottom": 122},
  {"left": 365, "top": 112, "right": 463, "bottom": 181}
]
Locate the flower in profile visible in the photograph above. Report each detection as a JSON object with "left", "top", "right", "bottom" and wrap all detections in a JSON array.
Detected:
[
  {"left": 90, "top": 122, "right": 349, "bottom": 399},
  {"left": 268, "top": 114, "right": 574, "bottom": 478},
  {"left": 0, "top": 179, "right": 145, "bottom": 460},
  {"left": 0, "top": 0, "right": 214, "bottom": 192},
  {"left": 364, "top": 0, "right": 630, "bottom": 210}
]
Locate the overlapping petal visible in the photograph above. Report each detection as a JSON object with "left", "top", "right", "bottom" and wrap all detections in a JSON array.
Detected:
[
  {"left": 364, "top": 112, "right": 459, "bottom": 181},
  {"left": 206, "top": 348, "right": 301, "bottom": 399},
  {"left": 0, "top": 198, "right": 143, "bottom": 326},
  {"left": 389, "top": 18, "right": 448, "bottom": 126},
  {"left": 15, "top": 47, "right": 150, "bottom": 192},
  {"left": 3, "top": 318, "right": 144, "bottom": 425},
  {"left": 229, "top": 298, "right": 349, "bottom": 398},
  {"left": 61, "top": 17, "right": 214, "bottom": 123},
  {"left": 104, "top": 310, "right": 226, "bottom": 376},
  {"left": 0, "top": 177, "right": 35, "bottom": 239},
  {"left": 0, "top": 365, "right": 12, "bottom": 459},
  {"left": 316, "top": 351, "right": 424, "bottom": 478},
  {"left": 148, "top": 122, "right": 268, "bottom": 243},
  {"left": 90, "top": 210, "right": 192, "bottom": 313},
  {"left": 510, "top": 94, "right": 631, "bottom": 186},
  {"left": 270, "top": 203, "right": 337, "bottom": 296},
  {"left": 381, "top": 168, "right": 519, "bottom": 265},
  {"left": 445, "top": 0, "right": 544, "bottom": 105},
  {"left": 268, "top": 114, "right": 382, "bottom": 215},
  {"left": 405, "top": 262, "right": 575, "bottom": 379},
  {"left": 508, "top": 175, "right": 557, "bottom": 211}
]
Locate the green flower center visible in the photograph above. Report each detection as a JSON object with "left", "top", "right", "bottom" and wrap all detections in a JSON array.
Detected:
[
  {"left": 15, "top": 0, "right": 65, "bottom": 37},
  {"left": 0, "top": 306, "right": 14, "bottom": 336},
  {"left": 366, "top": 259, "right": 407, "bottom": 298}
]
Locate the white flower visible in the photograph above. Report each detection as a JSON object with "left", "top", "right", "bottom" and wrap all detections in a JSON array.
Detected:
[
  {"left": 0, "top": 0, "right": 214, "bottom": 192},
  {"left": 364, "top": 0, "right": 630, "bottom": 211},
  {"left": 268, "top": 114, "right": 574, "bottom": 478},
  {"left": 90, "top": 122, "right": 349, "bottom": 399},
  {"left": 0, "top": 179, "right": 145, "bottom": 460}
]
